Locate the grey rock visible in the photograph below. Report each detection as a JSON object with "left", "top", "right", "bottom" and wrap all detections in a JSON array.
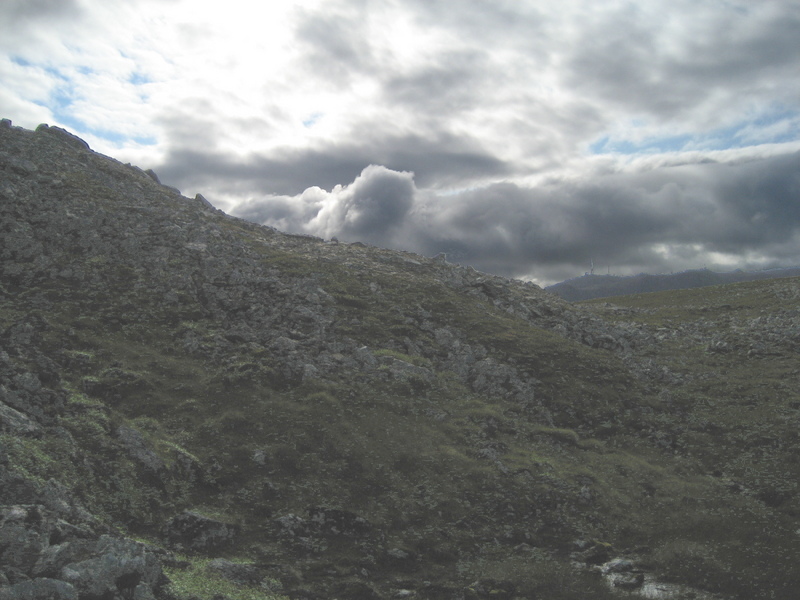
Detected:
[
  {"left": 601, "top": 557, "right": 636, "bottom": 573},
  {"left": 0, "top": 506, "right": 50, "bottom": 571},
  {"left": 379, "top": 357, "right": 433, "bottom": 386},
  {"left": 0, "top": 578, "right": 77, "bottom": 600},
  {"left": 612, "top": 572, "right": 644, "bottom": 589},
  {"left": 195, "top": 193, "right": 218, "bottom": 211},
  {"left": 59, "top": 535, "right": 161, "bottom": 600},
  {"left": 34, "top": 124, "right": 89, "bottom": 151},
  {"left": 275, "top": 514, "right": 308, "bottom": 538},
  {"left": 0, "top": 504, "right": 162, "bottom": 600},
  {"left": 166, "top": 511, "right": 237, "bottom": 551},
  {"left": 115, "top": 426, "right": 165, "bottom": 474},
  {"left": 0, "top": 402, "right": 41, "bottom": 435},
  {"left": 4, "top": 156, "right": 39, "bottom": 176}
]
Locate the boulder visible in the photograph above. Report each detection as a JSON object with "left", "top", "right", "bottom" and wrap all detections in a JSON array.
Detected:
[
  {"left": 58, "top": 536, "right": 161, "bottom": 600},
  {"left": 0, "top": 578, "right": 77, "bottom": 600},
  {"left": 0, "top": 506, "right": 163, "bottom": 600},
  {"left": 115, "top": 426, "right": 165, "bottom": 474}
]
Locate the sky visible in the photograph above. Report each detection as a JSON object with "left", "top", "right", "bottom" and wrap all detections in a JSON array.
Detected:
[{"left": 2, "top": 0, "right": 800, "bottom": 286}]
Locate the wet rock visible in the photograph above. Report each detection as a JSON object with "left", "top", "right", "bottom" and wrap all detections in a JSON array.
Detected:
[
  {"left": 575, "top": 542, "right": 613, "bottom": 565},
  {"left": 601, "top": 557, "right": 636, "bottom": 574},
  {"left": 612, "top": 572, "right": 644, "bottom": 589}
]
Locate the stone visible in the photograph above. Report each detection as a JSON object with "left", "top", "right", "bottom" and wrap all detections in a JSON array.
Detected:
[
  {"left": 59, "top": 535, "right": 161, "bottom": 600},
  {"left": 601, "top": 557, "right": 636, "bottom": 573},
  {"left": 576, "top": 542, "right": 613, "bottom": 565},
  {"left": 0, "top": 403, "right": 41, "bottom": 435},
  {"left": 0, "top": 578, "right": 77, "bottom": 600},
  {"left": 0, "top": 505, "right": 51, "bottom": 572},
  {"left": 195, "top": 193, "right": 215, "bottom": 209},
  {"left": 275, "top": 514, "right": 309, "bottom": 538},
  {"left": 166, "top": 511, "right": 237, "bottom": 551},
  {"left": 34, "top": 124, "right": 90, "bottom": 151},
  {"left": 115, "top": 426, "right": 165, "bottom": 474},
  {"left": 612, "top": 572, "right": 644, "bottom": 589}
]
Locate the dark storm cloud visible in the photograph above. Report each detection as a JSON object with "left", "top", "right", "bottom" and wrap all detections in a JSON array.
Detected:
[
  {"left": 156, "top": 130, "right": 509, "bottom": 197},
  {"left": 409, "top": 152, "right": 800, "bottom": 281},
  {"left": 231, "top": 150, "right": 800, "bottom": 284},
  {"left": 564, "top": 3, "right": 800, "bottom": 122}
]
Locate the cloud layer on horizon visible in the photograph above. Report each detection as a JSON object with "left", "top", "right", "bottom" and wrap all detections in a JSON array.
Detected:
[
  {"left": 233, "top": 150, "right": 800, "bottom": 283},
  {"left": 2, "top": 0, "right": 799, "bottom": 284}
]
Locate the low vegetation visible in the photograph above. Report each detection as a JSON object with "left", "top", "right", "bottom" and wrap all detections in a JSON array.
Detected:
[{"left": 2, "top": 121, "right": 799, "bottom": 599}]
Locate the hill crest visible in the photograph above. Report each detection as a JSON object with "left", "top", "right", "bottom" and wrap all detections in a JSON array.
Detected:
[{"left": 2, "top": 119, "right": 800, "bottom": 600}]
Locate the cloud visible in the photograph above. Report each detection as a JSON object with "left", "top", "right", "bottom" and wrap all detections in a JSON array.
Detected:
[
  {"left": 565, "top": 2, "right": 800, "bottom": 138},
  {"left": 234, "top": 164, "right": 416, "bottom": 245},
  {"left": 156, "top": 129, "right": 509, "bottom": 199},
  {"left": 232, "top": 151, "right": 800, "bottom": 285}
]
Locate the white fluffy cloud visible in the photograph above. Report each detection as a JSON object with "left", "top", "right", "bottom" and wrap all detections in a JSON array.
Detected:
[{"left": 235, "top": 165, "right": 416, "bottom": 246}]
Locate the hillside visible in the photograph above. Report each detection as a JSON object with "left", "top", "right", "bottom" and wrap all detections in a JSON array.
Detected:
[
  {"left": 546, "top": 268, "right": 800, "bottom": 301},
  {"left": 1, "top": 119, "right": 800, "bottom": 600}
]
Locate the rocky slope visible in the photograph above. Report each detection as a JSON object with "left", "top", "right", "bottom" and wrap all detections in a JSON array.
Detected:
[{"left": 1, "top": 119, "right": 799, "bottom": 599}]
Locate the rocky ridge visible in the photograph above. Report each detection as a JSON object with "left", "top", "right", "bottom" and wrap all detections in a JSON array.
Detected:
[{"left": 2, "top": 119, "right": 800, "bottom": 599}]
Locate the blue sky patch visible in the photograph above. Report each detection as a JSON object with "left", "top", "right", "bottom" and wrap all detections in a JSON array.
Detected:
[
  {"left": 10, "top": 55, "right": 31, "bottom": 67},
  {"left": 129, "top": 72, "right": 151, "bottom": 85},
  {"left": 303, "top": 112, "right": 323, "bottom": 128},
  {"left": 590, "top": 108, "right": 800, "bottom": 155}
]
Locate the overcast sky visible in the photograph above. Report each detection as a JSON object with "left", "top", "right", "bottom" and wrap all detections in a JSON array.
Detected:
[{"left": 2, "top": 0, "right": 799, "bottom": 285}]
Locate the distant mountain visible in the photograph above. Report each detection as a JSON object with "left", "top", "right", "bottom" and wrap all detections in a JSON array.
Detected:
[
  {"left": 2, "top": 119, "right": 800, "bottom": 600},
  {"left": 546, "top": 267, "right": 800, "bottom": 301}
]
